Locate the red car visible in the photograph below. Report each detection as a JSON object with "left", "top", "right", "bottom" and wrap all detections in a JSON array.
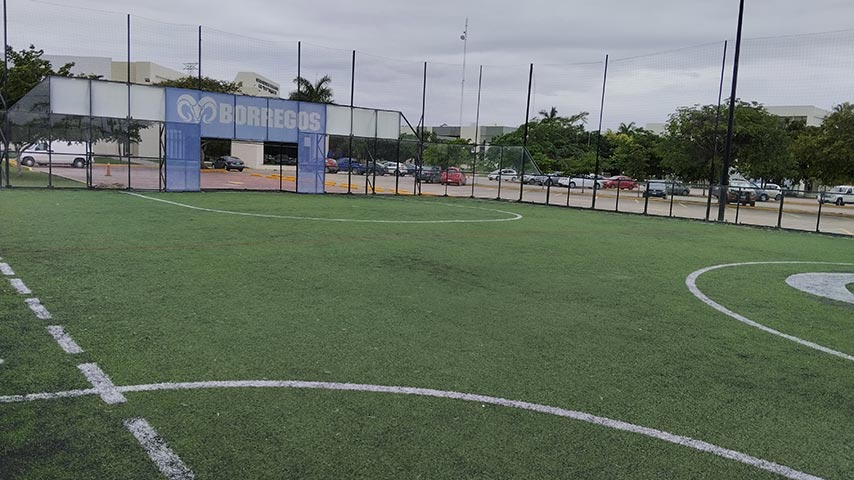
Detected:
[
  {"left": 441, "top": 167, "right": 467, "bottom": 186},
  {"left": 603, "top": 175, "right": 638, "bottom": 190}
]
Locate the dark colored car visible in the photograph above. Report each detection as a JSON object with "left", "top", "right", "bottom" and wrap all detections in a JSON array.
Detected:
[
  {"left": 213, "top": 155, "right": 245, "bottom": 172},
  {"left": 363, "top": 162, "right": 387, "bottom": 176},
  {"left": 325, "top": 158, "right": 339, "bottom": 174},
  {"left": 417, "top": 166, "right": 442, "bottom": 183},
  {"left": 441, "top": 167, "right": 467, "bottom": 186},
  {"left": 648, "top": 179, "right": 691, "bottom": 196},
  {"left": 336, "top": 158, "right": 366, "bottom": 174},
  {"left": 405, "top": 163, "right": 417, "bottom": 175},
  {"left": 726, "top": 188, "right": 757, "bottom": 206},
  {"left": 643, "top": 182, "right": 668, "bottom": 198}
]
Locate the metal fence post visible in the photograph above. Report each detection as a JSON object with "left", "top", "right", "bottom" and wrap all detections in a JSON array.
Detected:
[
  {"left": 472, "top": 65, "right": 483, "bottom": 199},
  {"left": 496, "top": 147, "right": 503, "bottom": 200},
  {"left": 1, "top": 0, "right": 8, "bottom": 188},
  {"left": 776, "top": 191, "right": 785, "bottom": 228},
  {"left": 615, "top": 180, "right": 621, "bottom": 212},
  {"left": 519, "top": 63, "right": 533, "bottom": 202},
  {"left": 734, "top": 188, "right": 742, "bottom": 224},
  {"left": 643, "top": 182, "right": 650, "bottom": 215},
  {"left": 816, "top": 188, "right": 824, "bottom": 233},
  {"left": 717, "top": 0, "right": 746, "bottom": 222},
  {"left": 707, "top": 40, "right": 728, "bottom": 222},
  {"left": 417, "top": 61, "right": 426, "bottom": 196},
  {"left": 591, "top": 54, "right": 609, "bottom": 210},
  {"left": 127, "top": 14, "right": 132, "bottom": 190},
  {"left": 348, "top": 50, "right": 355, "bottom": 194},
  {"left": 669, "top": 180, "right": 675, "bottom": 217}
]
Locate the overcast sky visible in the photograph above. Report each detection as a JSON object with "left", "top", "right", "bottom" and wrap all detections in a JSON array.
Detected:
[{"left": 9, "top": 0, "right": 854, "bottom": 128}]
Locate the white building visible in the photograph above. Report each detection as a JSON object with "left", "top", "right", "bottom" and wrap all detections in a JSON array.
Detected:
[
  {"left": 234, "top": 72, "right": 280, "bottom": 98},
  {"left": 764, "top": 105, "right": 829, "bottom": 127}
]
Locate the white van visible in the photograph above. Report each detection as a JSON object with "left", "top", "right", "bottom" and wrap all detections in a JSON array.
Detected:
[
  {"left": 19, "top": 141, "right": 89, "bottom": 168},
  {"left": 819, "top": 186, "right": 854, "bottom": 206}
]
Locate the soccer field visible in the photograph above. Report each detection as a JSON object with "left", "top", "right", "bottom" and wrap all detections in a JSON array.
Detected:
[{"left": 0, "top": 190, "right": 852, "bottom": 479}]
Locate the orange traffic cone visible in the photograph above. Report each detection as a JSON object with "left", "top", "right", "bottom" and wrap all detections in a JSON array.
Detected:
[{"left": 105, "top": 162, "right": 112, "bottom": 177}]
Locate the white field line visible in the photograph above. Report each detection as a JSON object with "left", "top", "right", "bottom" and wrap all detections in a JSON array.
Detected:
[
  {"left": 0, "top": 388, "right": 97, "bottom": 403},
  {"left": 0, "top": 263, "right": 15, "bottom": 276},
  {"left": 123, "top": 192, "right": 523, "bottom": 224},
  {"left": 47, "top": 326, "right": 85, "bottom": 354},
  {"left": 10, "top": 278, "right": 31, "bottom": 295},
  {"left": 77, "top": 363, "right": 127, "bottom": 404},
  {"left": 24, "top": 298, "right": 52, "bottom": 320},
  {"left": 686, "top": 261, "right": 854, "bottom": 362},
  {"left": 124, "top": 417, "right": 195, "bottom": 480},
  {"left": 0, "top": 380, "right": 820, "bottom": 479}
]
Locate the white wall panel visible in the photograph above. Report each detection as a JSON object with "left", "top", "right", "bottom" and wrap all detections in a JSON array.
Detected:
[
  {"left": 326, "top": 105, "right": 352, "bottom": 136},
  {"left": 49, "top": 77, "right": 90, "bottom": 116}
]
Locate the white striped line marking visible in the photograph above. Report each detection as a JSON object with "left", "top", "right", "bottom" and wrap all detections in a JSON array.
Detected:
[
  {"left": 47, "top": 326, "right": 85, "bottom": 354},
  {"left": 0, "top": 379, "right": 824, "bottom": 480},
  {"left": 0, "top": 263, "right": 15, "bottom": 276},
  {"left": 77, "top": 363, "right": 126, "bottom": 404},
  {"left": 124, "top": 192, "right": 524, "bottom": 224},
  {"left": 24, "top": 298, "right": 52, "bottom": 320},
  {"left": 10, "top": 278, "right": 31, "bottom": 295},
  {"left": 124, "top": 417, "right": 195, "bottom": 480},
  {"left": 686, "top": 261, "right": 854, "bottom": 362}
]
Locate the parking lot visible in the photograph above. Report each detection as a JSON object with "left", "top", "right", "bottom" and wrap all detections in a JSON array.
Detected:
[{"left": 30, "top": 163, "right": 854, "bottom": 236}]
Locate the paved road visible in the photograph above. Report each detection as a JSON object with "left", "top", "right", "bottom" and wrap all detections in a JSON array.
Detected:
[{"left": 29, "top": 164, "right": 854, "bottom": 236}]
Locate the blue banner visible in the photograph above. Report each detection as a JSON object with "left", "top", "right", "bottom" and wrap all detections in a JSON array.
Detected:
[
  {"left": 165, "top": 88, "right": 326, "bottom": 142},
  {"left": 297, "top": 133, "right": 326, "bottom": 194},
  {"left": 165, "top": 122, "right": 201, "bottom": 192}
]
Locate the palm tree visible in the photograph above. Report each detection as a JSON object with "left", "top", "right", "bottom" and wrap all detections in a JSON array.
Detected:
[
  {"left": 539, "top": 106, "right": 559, "bottom": 121},
  {"left": 617, "top": 122, "right": 637, "bottom": 135},
  {"left": 288, "top": 75, "right": 334, "bottom": 103}
]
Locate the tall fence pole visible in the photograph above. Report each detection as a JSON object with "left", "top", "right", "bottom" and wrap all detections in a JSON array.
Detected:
[
  {"left": 417, "top": 61, "right": 426, "bottom": 196},
  {"left": 706, "top": 40, "right": 728, "bottom": 221},
  {"left": 297, "top": 42, "right": 301, "bottom": 95},
  {"left": 519, "top": 63, "right": 533, "bottom": 202},
  {"left": 591, "top": 54, "right": 609, "bottom": 210},
  {"left": 127, "top": 14, "right": 132, "bottom": 190},
  {"left": 3, "top": 0, "right": 9, "bottom": 187},
  {"left": 717, "top": 0, "right": 746, "bottom": 222},
  {"left": 816, "top": 187, "right": 824, "bottom": 232},
  {"left": 197, "top": 26, "right": 202, "bottom": 90},
  {"left": 347, "top": 50, "right": 355, "bottom": 194},
  {"left": 471, "top": 65, "right": 483, "bottom": 199}
]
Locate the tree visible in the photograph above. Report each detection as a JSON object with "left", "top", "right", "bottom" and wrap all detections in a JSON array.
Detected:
[
  {"left": 607, "top": 128, "right": 664, "bottom": 180},
  {"left": 156, "top": 76, "right": 242, "bottom": 94},
  {"left": 490, "top": 110, "right": 591, "bottom": 173},
  {"left": 288, "top": 75, "right": 334, "bottom": 103},
  {"left": 791, "top": 103, "right": 854, "bottom": 185},
  {"left": 661, "top": 100, "right": 791, "bottom": 183},
  {"left": 0, "top": 45, "right": 74, "bottom": 107}
]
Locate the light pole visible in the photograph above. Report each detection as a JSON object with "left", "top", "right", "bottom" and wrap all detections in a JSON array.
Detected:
[{"left": 459, "top": 17, "right": 468, "bottom": 131}]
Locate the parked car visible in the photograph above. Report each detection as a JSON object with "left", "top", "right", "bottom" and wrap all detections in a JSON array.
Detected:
[
  {"left": 213, "top": 155, "right": 245, "bottom": 172},
  {"left": 441, "top": 167, "right": 467, "bottom": 186},
  {"left": 363, "top": 162, "right": 387, "bottom": 176},
  {"left": 488, "top": 168, "right": 517, "bottom": 181},
  {"left": 819, "top": 185, "right": 854, "bottom": 206},
  {"left": 384, "top": 162, "right": 408, "bottom": 176},
  {"left": 643, "top": 182, "right": 668, "bottom": 198},
  {"left": 404, "top": 163, "right": 418, "bottom": 175},
  {"left": 325, "top": 158, "right": 339, "bottom": 174},
  {"left": 528, "top": 172, "right": 564, "bottom": 186},
  {"left": 763, "top": 183, "right": 784, "bottom": 201},
  {"left": 417, "top": 165, "right": 442, "bottom": 183},
  {"left": 647, "top": 179, "right": 691, "bottom": 196},
  {"left": 558, "top": 174, "right": 605, "bottom": 189},
  {"left": 336, "top": 157, "right": 366, "bottom": 174},
  {"left": 726, "top": 187, "right": 758, "bottom": 206},
  {"left": 19, "top": 141, "right": 88, "bottom": 168},
  {"left": 602, "top": 175, "right": 638, "bottom": 190}
]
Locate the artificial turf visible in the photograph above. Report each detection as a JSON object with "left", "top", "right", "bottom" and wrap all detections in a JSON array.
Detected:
[{"left": 0, "top": 189, "right": 852, "bottom": 479}]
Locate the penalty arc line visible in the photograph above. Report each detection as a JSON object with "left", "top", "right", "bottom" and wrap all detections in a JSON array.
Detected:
[
  {"left": 122, "top": 192, "right": 523, "bottom": 224},
  {"left": 0, "top": 379, "right": 824, "bottom": 480},
  {"left": 686, "top": 261, "right": 854, "bottom": 362}
]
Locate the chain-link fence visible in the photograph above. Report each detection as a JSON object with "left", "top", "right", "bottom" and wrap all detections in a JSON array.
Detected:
[{"left": 0, "top": 1, "right": 852, "bottom": 235}]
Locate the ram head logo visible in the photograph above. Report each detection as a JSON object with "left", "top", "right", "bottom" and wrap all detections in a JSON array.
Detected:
[{"left": 176, "top": 94, "right": 218, "bottom": 123}]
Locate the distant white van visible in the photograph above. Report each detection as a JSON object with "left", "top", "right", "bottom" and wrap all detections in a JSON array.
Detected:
[{"left": 19, "top": 141, "right": 89, "bottom": 168}]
